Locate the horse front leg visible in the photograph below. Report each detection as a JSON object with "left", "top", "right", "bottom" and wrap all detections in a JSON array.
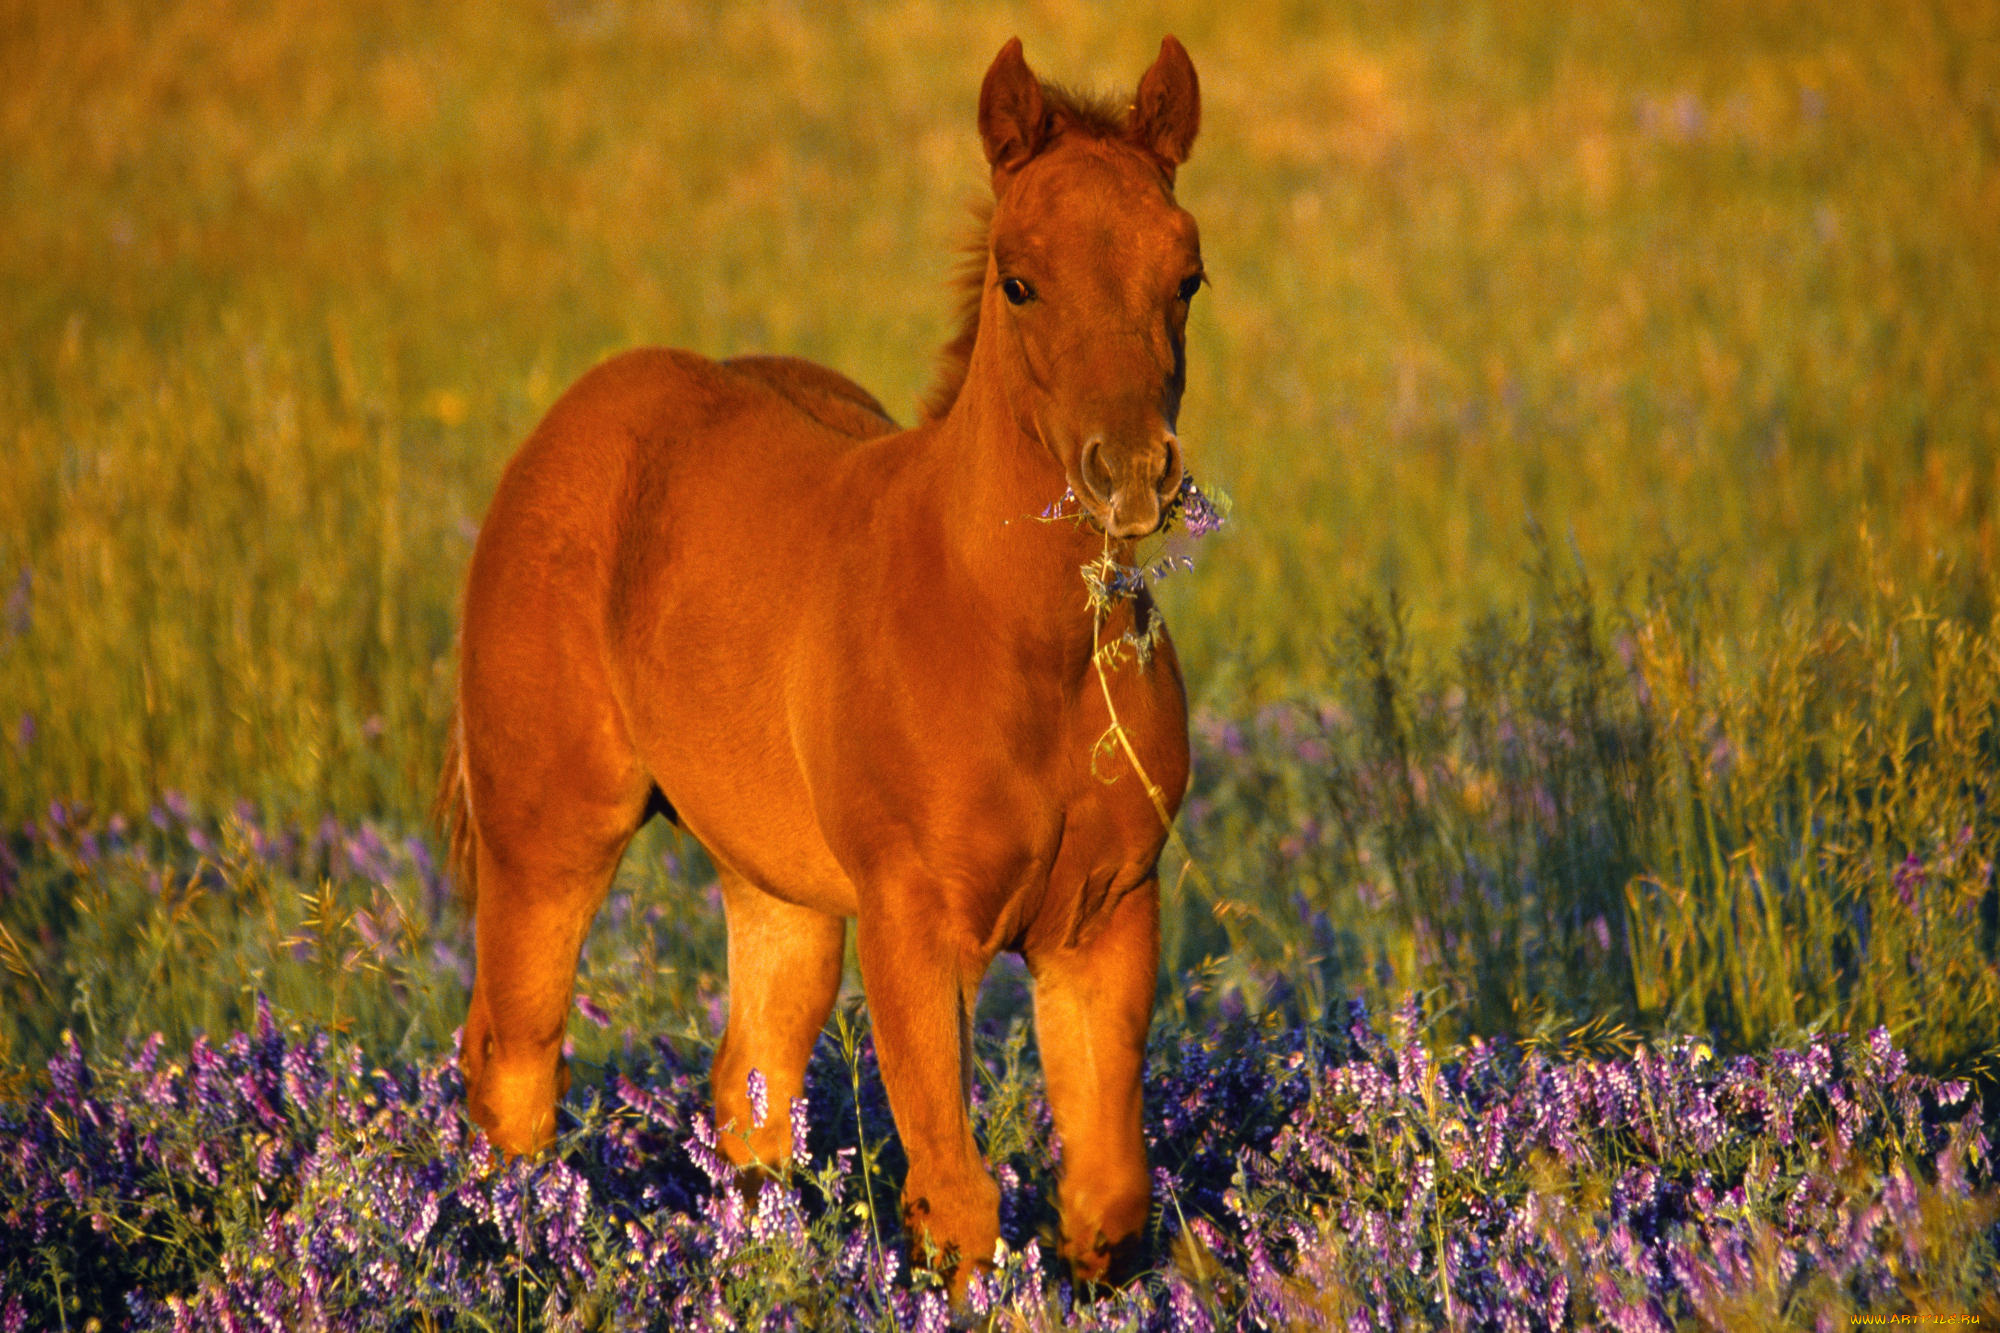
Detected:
[
  {"left": 1027, "top": 878, "right": 1159, "bottom": 1286},
  {"left": 854, "top": 904, "right": 999, "bottom": 1287}
]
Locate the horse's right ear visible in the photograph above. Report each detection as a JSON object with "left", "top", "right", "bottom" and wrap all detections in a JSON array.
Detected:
[{"left": 978, "top": 38, "right": 1048, "bottom": 177}]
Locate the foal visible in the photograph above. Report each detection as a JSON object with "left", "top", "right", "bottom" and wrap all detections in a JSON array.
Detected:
[{"left": 441, "top": 36, "right": 1203, "bottom": 1286}]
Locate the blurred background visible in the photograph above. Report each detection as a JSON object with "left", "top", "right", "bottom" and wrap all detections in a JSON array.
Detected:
[{"left": 2, "top": 0, "right": 1996, "bottom": 1074}]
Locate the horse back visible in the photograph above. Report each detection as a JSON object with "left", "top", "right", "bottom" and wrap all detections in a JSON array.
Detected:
[{"left": 721, "top": 355, "right": 899, "bottom": 441}]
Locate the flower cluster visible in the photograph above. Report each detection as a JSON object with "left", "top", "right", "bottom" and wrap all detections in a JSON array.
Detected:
[
  {"left": 1041, "top": 472, "right": 1228, "bottom": 613},
  {"left": 1082, "top": 552, "right": 1195, "bottom": 610},
  {"left": 1178, "top": 999, "right": 1995, "bottom": 1331},
  {"left": 1162, "top": 472, "right": 1226, "bottom": 538},
  {"left": 2, "top": 991, "right": 1990, "bottom": 1329}
]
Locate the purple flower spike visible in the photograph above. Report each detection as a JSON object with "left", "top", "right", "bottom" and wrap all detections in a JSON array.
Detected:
[
  {"left": 1167, "top": 472, "right": 1227, "bottom": 537},
  {"left": 575, "top": 992, "right": 611, "bottom": 1028},
  {"left": 790, "top": 1094, "right": 810, "bottom": 1162},
  {"left": 1893, "top": 850, "right": 1924, "bottom": 909}
]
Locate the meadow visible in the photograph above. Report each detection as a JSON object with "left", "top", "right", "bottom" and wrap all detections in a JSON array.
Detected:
[{"left": 3, "top": 0, "right": 1998, "bottom": 1326}]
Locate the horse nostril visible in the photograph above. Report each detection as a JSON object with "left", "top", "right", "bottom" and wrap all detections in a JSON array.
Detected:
[
  {"left": 1079, "top": 436, "right": 1114, "bottom": 502},
  {"left": 1157, "top": 435, "right": 1184, "bottom": 501}
]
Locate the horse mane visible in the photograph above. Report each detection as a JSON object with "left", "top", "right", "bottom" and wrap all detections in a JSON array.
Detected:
[{"left": 919, "top": 84, "right": 1137, "bottom": 424}]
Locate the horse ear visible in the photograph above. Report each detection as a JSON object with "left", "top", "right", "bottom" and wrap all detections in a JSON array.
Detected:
[
  {"left": 1130, "top": 35, "right": 1200, "bottom": 173},
  {"left": 978, "top": 37, "right": 1048, "bottom": 176}
]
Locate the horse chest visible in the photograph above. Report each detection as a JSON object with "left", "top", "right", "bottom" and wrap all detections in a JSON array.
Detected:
[{"left": 985, "top": 655, "right": 1181, "bottom": 949}]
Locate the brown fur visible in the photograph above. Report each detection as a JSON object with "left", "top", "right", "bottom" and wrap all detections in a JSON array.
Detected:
[{"left": 442, "top": 36, "right": 1204, "bottom": 1293}]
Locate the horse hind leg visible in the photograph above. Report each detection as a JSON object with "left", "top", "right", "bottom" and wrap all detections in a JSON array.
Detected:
[
  {"left": 456, "top": 662, "right": 652, "bottom": 1157},
  {"left": 710, "top": 869, "right": 845, "bottom": 1172},
  {"left": 462, "top": 841, "right": 631, "bottom": 1155}
]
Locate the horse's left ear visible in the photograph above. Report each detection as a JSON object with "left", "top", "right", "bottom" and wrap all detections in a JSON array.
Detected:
[{"left": 1130, "top": 36, "right": 1200, "bottom": 174}]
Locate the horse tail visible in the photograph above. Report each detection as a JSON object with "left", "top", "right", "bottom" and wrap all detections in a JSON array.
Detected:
[{"left": 434, "top": 708, "right": 478, "bottom": 907}]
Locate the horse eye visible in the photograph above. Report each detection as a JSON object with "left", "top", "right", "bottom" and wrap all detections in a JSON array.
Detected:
[
  {"left": 1001, "top": 277, "right": 1036, "bottom": 306},
  {"left": 1177, "top": 273, "right": 1204, "bottom": 303}
]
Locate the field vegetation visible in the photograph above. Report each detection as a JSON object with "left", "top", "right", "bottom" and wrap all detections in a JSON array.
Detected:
[{"left": 3, "top": 0, "right": 1997, "bottom": 1326}]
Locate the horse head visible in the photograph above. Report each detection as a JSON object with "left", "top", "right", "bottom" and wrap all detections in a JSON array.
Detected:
[{"left": 976, "top": 37, "right": 1203, "bottom": 540}]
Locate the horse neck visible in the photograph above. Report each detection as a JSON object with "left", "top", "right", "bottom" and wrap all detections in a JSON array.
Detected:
[{"left": 927, "top": 351, "right": 1130, "bottom": 667}]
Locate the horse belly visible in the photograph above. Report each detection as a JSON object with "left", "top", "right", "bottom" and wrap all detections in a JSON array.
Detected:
[{"left": 645, "top": 711, "right": 859, "bottom": 918}]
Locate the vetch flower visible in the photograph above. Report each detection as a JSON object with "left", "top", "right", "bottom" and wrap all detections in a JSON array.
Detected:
[{"left": 1164, "top": 472, "right": 1227, "bottom": 537}]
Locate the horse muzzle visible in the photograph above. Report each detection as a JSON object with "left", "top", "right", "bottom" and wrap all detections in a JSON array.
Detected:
[{"left": 1076, "top": 433, "right": 1184, "bottom": 540}]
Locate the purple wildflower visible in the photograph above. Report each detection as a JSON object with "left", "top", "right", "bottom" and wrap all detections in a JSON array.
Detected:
[
  {"left": 1083, "top": 555, "right": 1149, "bottom": 605},
  {"left": 1893, "top": 850, "right": 1924, "bottom": 909},
  {"left": 684, "top": 1112, "right": 732, "bottom": 1187},
  {"left": 0, "top": 943, "right": 1989, "bottom": 1329},
  {"left": 1166, "top": 472, "right": 1227, "bottom": 537}
]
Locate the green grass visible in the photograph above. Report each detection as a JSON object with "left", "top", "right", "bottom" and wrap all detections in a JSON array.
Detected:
[
  {"left": 1166, "top": 544, "right": 1998, "bottom": 1081},
  {"left": 2, "top": 0, "right": 1997, "bottom": 1081}
]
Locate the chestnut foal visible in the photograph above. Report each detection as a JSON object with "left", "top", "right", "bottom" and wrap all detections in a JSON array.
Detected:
[{"left": 440, "top": 36, "right": 1202, "bottom": 1286}]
